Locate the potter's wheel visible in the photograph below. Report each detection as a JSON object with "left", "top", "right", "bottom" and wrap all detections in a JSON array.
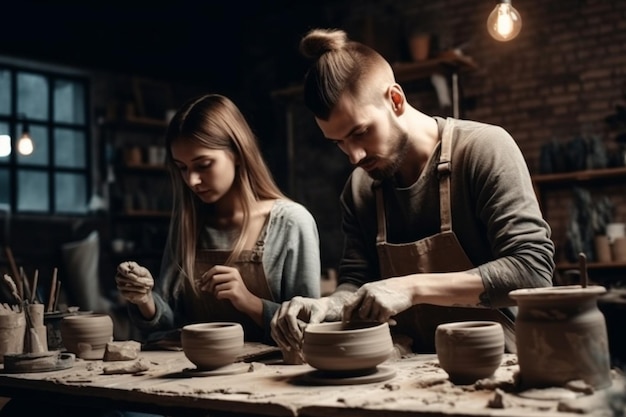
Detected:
[
  {"left": 300, "top": 366, "right": 396, "bottom": 385},
  {"left": 2, "top": 351, "right": 75, "bottom": 373},
  {"left": 181, "top": 362, "right": 251, "bottom": 377}
]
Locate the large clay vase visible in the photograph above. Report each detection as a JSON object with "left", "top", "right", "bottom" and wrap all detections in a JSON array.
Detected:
[
  {"left": 60, "top": 313, "right": 114, "bottom": 360},
  {"left": 435, "top": 321, "right": 504, "bottom": 385},
  {"left": 302, "top": 321, "right": 393, "bottom": 374},
  {"left": 510, "top": 285, "right": 611, "bottom": 390},
  {"left": 181, "top": 322, "right": 244, "bottom": 370}
]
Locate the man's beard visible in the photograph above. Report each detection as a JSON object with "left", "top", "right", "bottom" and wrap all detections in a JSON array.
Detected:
[{"left": 368, "top": 130, "right": 409, "bottom": 181}]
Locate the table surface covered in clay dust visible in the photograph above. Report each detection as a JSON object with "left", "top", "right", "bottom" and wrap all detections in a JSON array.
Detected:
[{"left": 0, "top": 343, "right": 622, "bottom": 417}]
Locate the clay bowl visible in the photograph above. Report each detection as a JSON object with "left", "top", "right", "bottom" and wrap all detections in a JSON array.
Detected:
[
  {"left": 181, "top": 322, "right": 244, "bottom": 371},
  {"left": 435, "top": 321, "right": 504, "bottom": 385},
  {"left": 302, "top": 321, "right": 393, "bottom": 374},
  {"left": 60, "top": 313, "right": 114, "bottom": 360}
]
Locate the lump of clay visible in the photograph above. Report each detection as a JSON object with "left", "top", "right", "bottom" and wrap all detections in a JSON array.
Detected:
[{"left": 103, "top": 340, "right": 141, "bottom": 361}]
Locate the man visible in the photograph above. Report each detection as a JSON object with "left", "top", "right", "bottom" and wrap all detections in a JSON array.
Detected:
[{"left": 271, "top": 28, "right": 554, "bottom": 354}]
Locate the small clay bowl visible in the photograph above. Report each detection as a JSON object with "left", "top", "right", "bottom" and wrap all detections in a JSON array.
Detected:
[
  {"left": 181, "top": 322, "right": 244, "bottom": 371},
  {"left": 435, "top": 321, "right": 504, "bottom": 385},
  {"left": 302, "top": 321, "right": 393, "bottom": 374},
  {"left": 60, "top": 313, "right": 114, "bottom": 360}
]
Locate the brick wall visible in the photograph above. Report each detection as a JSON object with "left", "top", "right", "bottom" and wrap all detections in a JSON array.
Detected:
[{"left": 263, "top": 0, "right": 626, "bottom": 276}]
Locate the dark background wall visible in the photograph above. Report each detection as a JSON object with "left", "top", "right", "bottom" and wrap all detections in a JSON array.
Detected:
[{"left": 2, "top": 0, "right": 626, "bottom": 280}]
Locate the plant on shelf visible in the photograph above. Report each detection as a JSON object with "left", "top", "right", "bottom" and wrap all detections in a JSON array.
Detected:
[
  {"left": 604, "top": 80, "right": 626, "bottom": 167},
  {"left": 564, "top": 187, "right": 613, "bottom": 263}
]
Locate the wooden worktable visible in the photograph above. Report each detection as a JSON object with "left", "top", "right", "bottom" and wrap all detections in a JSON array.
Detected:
[{"left": 0, "top": 344, "right": 622, "bottom": 417}]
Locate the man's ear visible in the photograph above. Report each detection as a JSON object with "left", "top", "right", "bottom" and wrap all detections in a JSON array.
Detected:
[{"left": 388, "top": 84, "right": 405, "bottom": 114}]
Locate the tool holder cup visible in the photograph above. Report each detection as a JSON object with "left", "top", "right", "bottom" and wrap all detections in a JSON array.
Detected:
[
  {"left": 24, "top": 303, "right": 48, "bottom": 353},
  {"left": 0, "top": 311, "right": 26, "bottom": 363}
]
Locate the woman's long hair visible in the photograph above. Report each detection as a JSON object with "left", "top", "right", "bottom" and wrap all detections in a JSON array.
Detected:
[{"left": 164, "top": 94, "right": 286, "bottom": 295}]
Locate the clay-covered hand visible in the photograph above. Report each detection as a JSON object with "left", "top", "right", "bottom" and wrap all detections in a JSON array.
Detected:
[
  {"left": 197, "top": 265, "right": 256, "bottom": 312},
  {"left": 342, "top": 277, "right": 414, "bottom": 324},
  {"left": 115, "top": 261, "right": 154, "bottom": 305},
  {"left": 270, "top": 296, "right": 344, "bottom": 353}
]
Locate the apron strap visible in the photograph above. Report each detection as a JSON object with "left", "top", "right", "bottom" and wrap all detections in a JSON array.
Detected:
[
  {"left": 375, "top": 184, "right": 386, "bottom": 245},
  {"left": 438, "top": 118, "right": 454, "bottom": 233}
]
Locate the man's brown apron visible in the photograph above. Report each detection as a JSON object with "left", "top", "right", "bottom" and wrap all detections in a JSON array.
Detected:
[
  {"left": 182, "top": 226, "right": 273, "bottom": 342},
  {"left": 375, "top": 118, "right": 516, "bottom": 353}
]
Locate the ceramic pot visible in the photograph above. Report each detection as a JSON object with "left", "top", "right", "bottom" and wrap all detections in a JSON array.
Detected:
[
  {"left": 435, "top": 321, "right": 504, "bottom": 385},
  {"left": 181, "top": 322, "right": 244, "bottom": 370},
  {"left": 60, "top": 313, "right": 113, "bottom": 360},
  {"left": 0, "top": 312, "right": 26, "bottom": 363},
  {"left": 510, "top": 285, "right": 611, "bottom": 389},
  {"left": 302, "top": 321, "right": 393, "bottom": 374}
]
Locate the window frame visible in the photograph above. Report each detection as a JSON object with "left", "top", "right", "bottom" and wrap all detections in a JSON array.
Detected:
[{"left": 0, "top": 62, "right": 92, "bottom": 215}]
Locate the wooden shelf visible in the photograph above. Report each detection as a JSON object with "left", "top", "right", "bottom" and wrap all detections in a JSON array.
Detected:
[
  {"left": 99, "top": 116, "right": 168, "bottom": 130},
  {"left": 532, "top": 167, "right": 626, "bottom": 185},
  {"left": 121, "top": 163, "right": 168, "bottom": 173},
  {"left": 556, "top": 261, "right": 626, "bottom": 270},
  {"left": 271, "top": 50, "right": 478, "bottom": 99},
  {"left": 391, "top": 51, "right": 478, "bottom": 83},
  {"left": 116, "top": 210, "right": 171, "bottom": 220}
]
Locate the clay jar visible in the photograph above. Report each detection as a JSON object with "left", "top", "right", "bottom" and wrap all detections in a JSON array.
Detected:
[
  {"left": 435, "top": 321, "right": 504, "bottom": 385},
  {"left": 0, "top": 312, "right": 26, "bottom": 363},
  {"left": 60, "top": 313, "right": 113, "bottom": 360},
  {"left": 510, "top": 285, "right": 611, "bottom": 390},
  {"left": 302, "top": 321, "right": 393, "bottom": 374},
  {"left": 181, "top": 322, "right": 244, "bottom": 370}
]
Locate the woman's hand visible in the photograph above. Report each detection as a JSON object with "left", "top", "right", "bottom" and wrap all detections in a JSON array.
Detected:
[
  {"left": 198, "top": 265, "right": 259, "bottom": 314},
  {"left": 115, "top": 261, "right": 154, "bottom": 306}
]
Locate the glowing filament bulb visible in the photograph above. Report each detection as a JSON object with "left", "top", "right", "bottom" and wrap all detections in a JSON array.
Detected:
[{"left": 487, "top": 0, "right": 522, "bottom": 42}]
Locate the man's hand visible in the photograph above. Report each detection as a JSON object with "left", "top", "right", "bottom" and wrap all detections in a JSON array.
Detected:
[
  {"left": 270, "top": 296, "right": 343, "bottom": 353},
  {"left": 342, "top": 277, "right": 414, "bottom": 324},
  {"left": 115, "top": 261, "right": 154, "bottom": 306}
]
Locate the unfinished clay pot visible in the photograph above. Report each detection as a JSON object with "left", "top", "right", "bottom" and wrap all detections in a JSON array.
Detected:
[
  {"left": 181, "top": 322, "right": 244, "bottom": 371},
  {"left": 60, "top": 313, "right": 113, "bottom": 360},
  {"left": 510, "top": 285, "right": 611, "bottom": 390},
  {"left": 302, "top": 321, "right": 393, "bottom": 374},
  {"left": 0, "top": 312, "right": 26, "bottom": 363},
  {"left": 435, "top": 321, "right": 504, "bottom": 385}
]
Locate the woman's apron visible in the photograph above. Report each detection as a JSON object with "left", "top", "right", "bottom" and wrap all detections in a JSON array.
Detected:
[
  {"left": 375, "top": 118, "right": 516, "bottom": 353},
  {"left": 183, "top": 225, "right": 274, "bottom": 342}
]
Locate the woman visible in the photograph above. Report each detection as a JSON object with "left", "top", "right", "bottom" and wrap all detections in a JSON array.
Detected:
[{"left": 116, "top": 94, "right": 321, "bottom": 346}]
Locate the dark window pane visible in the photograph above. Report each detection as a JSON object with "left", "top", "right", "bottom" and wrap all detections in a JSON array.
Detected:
[
  {"left": 55, "top": 172, "right": 87, "bottom": 213},
  {"left": 54, "top": 128, "right": 85, "bottom": 168},
  {"left": 17, "top": 73, "right": 49, "bottom": 121},
  {"left": 0, "top": 168, "right": 9, "bottom": 205},
  {"left": 0, "top": 69, "right": 10, "bottom": 116},
  {"left": 17, "top": 124, "right": 48, "bottom": 166},
  {"left": 54, "top": 80, "right": 85, "bottom": 124},
  {"left": 17, "top": 170, "right": 48, "bottom": 212},
  {"left": 0, "top": 122, "right": 9, "bottom": 160}
]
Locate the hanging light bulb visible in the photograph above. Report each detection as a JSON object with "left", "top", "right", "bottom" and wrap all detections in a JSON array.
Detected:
[
  {"left": 18, "top": 119, "right": 34, "bottom": 156},
  {"left": 487, "top": 0, "right": 522, "bottom": 42}
]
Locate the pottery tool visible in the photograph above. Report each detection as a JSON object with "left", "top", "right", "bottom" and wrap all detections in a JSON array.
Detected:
[
  {"left": 19, "top": 267, "right": 32, "bottom": 305},
  {"left": 52, "top": 280, "right": 61, "bottom": 312},
  {"left": 3, "top": 247, "right": 22, "bottom": 300},
  {"left": 578, "top": 252, "right": 588, "bottom": 288},
  {"left": 46, "top": 268, "right": 58, "bottom": 312},
  {"left": 30, "top": 269, "right": 39, "bottom": 304}
]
